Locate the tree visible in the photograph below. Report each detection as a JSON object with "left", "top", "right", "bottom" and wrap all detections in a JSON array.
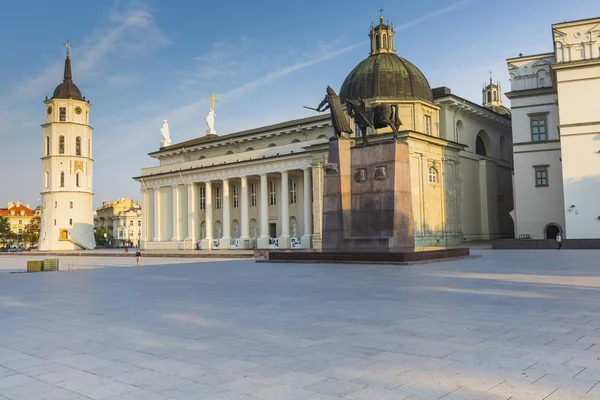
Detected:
[
  {"left": 22, "top": 216, "right": 41, "bottom": 247},
  {"left": 94, "top": 227, "right": 112, "bottom": 245},
  {"left": 0, "top": 216, "right": 12, "bottom": 247}
]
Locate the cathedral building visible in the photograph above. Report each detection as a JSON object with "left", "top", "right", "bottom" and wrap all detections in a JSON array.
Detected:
[
  {"left": 135, "top": 15, "right": 514, "bottom": 250},
  {"left": 506, "top": 16, "right": 600, "bottom": 240},
  {"left": 38, "top": 48, "right": 96, "bottom": 250}
]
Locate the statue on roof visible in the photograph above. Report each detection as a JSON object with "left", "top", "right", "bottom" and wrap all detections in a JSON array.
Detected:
[
  {"left": 160, "top": 120, "right": 171, "bottom": 148},
  {"left": 205, "top": 109, "right": 216, "bottom": 136},
  {"left": 315, "top": 86, "right": 353, "bottom": 139}
]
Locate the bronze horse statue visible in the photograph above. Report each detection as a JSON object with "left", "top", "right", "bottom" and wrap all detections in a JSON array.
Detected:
[{"left": 346, "top": 99, "right": 402, "bottom": 146}]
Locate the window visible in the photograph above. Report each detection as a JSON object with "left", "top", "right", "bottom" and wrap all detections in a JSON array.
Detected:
[
  {"left": 88, "top": 139, "right": 91, "bottom": 157},
  {"left": 383, "top": 34, "right": 387, "bottom": 48},
  {"left": 54, "top": 219, "right": 56, "bottom": 226},
  {"left": 45, "top": 171, "right": 49, "bottom": 188},
  {"left": 215, "top": 186, "right": 221, "bottom": 209},
  {"left": 75, "top": 136, "right": 82, "bottom": 156},
  {"left": 289, "top": 179, "right": 297, "bottom": 204},
  {"left": 424, "top": 115, "right": 432, "bottom": 135},
  {"left": 530, "top": 115, "right": 548, "bottom": 142},
  {"left": 69, "top": 218, "right": 72, "bottom": 226},
  {"left": 200, "top": 186, "right": 206, "bottom": 210},
  {"left": 269, "top": 180, "right": 277, "bottom": 206},
  {"left": 232, "top": 184, "right": 239, "bottom": 208},
  {"left": 18, "top": 229, "right": 22, "bottom": 235},
  {"left": 54, "top": 201, "right": 57, "bottom": 208},
  {"left": 18, "top": 220, "right": 22, "bottom": 225},
  {"left": 59, "top": 107, "right": 66, "bottom": 121},
  {"left": 46, "top": 136, "right": 50, "bottom": 156},
  {"left": 60, "top": 172, "right": 65, "bottom": 187},
  {"left": 476, "top": 135, "right": 487, "bottom": 156},
  {"left": 251, "top": 183, "right": 257, "bottom": 207},
  {"left": 487, "top": 91, "right": 492, "bottom": 103},
  {"left": 58, "top": 136, "right": 65, "bottom": 154},
  {"left": 75, "top": 173, "right": 80, "bottom": 187},
  {"left": 428, "top": 167, "right": 438, "bottom": 183},
  {"left": 535, "top": 166, "right": 549, "bottom": 187},
  {"left": 138, "top": 221, "right": 141, "bottom": 226},
  {"left": 70, "top": 201, "right": 73, "bottom": 209},
  {"left": 130, "top": 220, "right": 133, "bottom": 226}
]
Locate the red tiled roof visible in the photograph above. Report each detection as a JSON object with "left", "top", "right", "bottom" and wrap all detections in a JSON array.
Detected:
[{"left": 0, "top": 204, "right": 35, "bottom": 217}]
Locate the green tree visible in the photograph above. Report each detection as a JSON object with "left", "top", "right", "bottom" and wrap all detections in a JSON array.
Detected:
[
  {"left": 0, "top": 216, "right": 12, "bottom": 247},
  {"left": 22, "top": 216, "right": 41, "bottom": 247},
  {"left": 94, "top": 227, "right": 112, "bottom": 245}
]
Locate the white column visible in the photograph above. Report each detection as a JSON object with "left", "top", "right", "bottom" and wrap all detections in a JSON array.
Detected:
[
  {"left": 258, "top": 174, "right": 270, "bottom": 249},
  {"left": 140, "top": 189, "right": 147, "bottom": 244},
  {"left": 302, "top": 167, "right": 312, "bottom": 248},
  {"left": 171, "top": 185, "right": 180, "bottom": 241},
  {"left": 279, "top": 170, "right": 291, "bottom": 249},
  {"left": 202, "top": 182, "right": 213, "bottom": 250},
  {"left": 153, "top": 187, "right": 160, "bottom": 241},
  {"left": 239, "top": 176, "right": 250, "bottom": 249},
  {"left": 220, "top": 178, "right": 231, "bottom": 250},
  {"left": 187, "top": 183, "right": 196, "bottom": 243}
]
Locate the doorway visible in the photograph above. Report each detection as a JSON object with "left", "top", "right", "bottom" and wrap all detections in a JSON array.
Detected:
[
  {"left": 269, "top": 223, "right": 277, "bottom": 238},
  {"left": 545, "top": 224, "right": 560, "bottom": 239}
]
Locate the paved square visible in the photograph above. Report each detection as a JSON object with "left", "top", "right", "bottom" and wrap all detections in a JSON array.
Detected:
[{"left": 1, "top": 250, "right": 600, "bottom": 399}]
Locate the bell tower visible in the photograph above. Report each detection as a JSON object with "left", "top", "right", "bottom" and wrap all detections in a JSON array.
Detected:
[
  {"left": 483, "top": 75, "right": 504, "bottom": 109},
  {"left": 369, "top": 10, "right": 395, "bottom": 55},
  {"left": 38, "top": 44, "right": 96, "bottom": 250}
]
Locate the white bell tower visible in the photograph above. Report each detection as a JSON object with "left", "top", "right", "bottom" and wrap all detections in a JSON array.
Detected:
[{"left": 38, "top": 44, "right": 96, "bottom": 250}]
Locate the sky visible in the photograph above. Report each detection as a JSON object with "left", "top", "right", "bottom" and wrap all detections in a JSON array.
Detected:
[{"left": 1, "top": 0, "right": 599, "bottom": 209}]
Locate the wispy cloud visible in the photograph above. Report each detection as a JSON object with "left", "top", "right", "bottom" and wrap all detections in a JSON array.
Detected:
[
  {"left": 395, "top": 0, "right": 476, "bottom": 30},
  {"left": 8, "top": 1, "right": 168, "bottom": 101}
]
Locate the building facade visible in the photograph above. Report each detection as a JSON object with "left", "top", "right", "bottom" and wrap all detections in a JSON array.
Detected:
[
  {"left": 38, "top": 50, "right": 96, "bottom": 250},
  {"left": 0, "top": 202, "right": 36, "bottom": 237},
  {"left": 136, "top": 16, "right": 514, "bottom": 250},
  {"left": 96, "top": 198, "right": 142, "bottom": 247},
  {"left": 506, "top": 17, "right": 600, "bottom": 239}
]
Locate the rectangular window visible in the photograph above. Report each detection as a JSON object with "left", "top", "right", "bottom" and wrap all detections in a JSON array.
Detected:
[
  {"left": 59, "top": 107, "right": 66, "bottom": 122},
  {"left": 70, "top": 201, "right": 73, "bottom": 209},
  {"left": 18, "top": 229, "right": 22, "bottom": 235},
  {"left": 251, "top": 183, "right": 257, "bottom": 207},
  {"left": 424, "top": 115, "right": 432, "bottom": 135},
  {"left": 18, "top": 220, "right": 22, "bottom": 225},
  {"left": 200, "top": 186, "right": 206, "bottom": 210},
  {"left": 232, "top": 184, "right": 239, "bottom": 208},
  {"left": 289, "top": 179, "right": 297, "bottom": 204},
  {"left": 269, "top": 180, "right": 277, "bottom": 206},
  {"left": 216, "top": 186, "right": 221, "bottom": 209},
  {"left": 130, "top": 221, "right": 133, "bottom": 226},
  {"left": 46, "top": 136, "right": 50, "bottom": 156},
  {"left": 534, "top": 166, "right": 549, "bottom": 187},
  {"left": 530, "top": 115, "right": 548, "bottom": 142}
]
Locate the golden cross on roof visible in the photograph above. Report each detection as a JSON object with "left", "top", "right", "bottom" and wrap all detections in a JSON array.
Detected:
[
  {"left": 207, "top": 92, "right": 219, "bottom": 111},
  {"left": 64, "top": 40, "right": 71, "bottom": 57},
  {"left": 379, "top": 8, "right": 384, "bottom": 22}
]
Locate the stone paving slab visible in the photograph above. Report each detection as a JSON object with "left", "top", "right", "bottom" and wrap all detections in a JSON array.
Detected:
[{"left": 0, "top": 250, "right": 600, "bottom": 399}]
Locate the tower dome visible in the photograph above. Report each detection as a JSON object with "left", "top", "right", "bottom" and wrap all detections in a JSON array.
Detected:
[
  {"left": 339, "top": 14, "right": 433, "bottom": 104},
  {"left": 52, "top": 48, "right": 83, "bottom": 101}
]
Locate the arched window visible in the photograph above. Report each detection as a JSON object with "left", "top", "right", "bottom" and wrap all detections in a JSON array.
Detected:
[
  {"left": 476, "top": 135, "right": 487, "bottom": 156},
  {"left": 46, "top": 136, "right": 50, "bottom": 156},
  {"left": 383, "top": 34, "right": 387, "bottom": 48},
  {"left": 70, "top": 201, "right": 73, "bottom": 209},
  {"left": 225, "top": 151, "right": 234, "bottom": 155},
  {"left": 58, "top": 136, "right": 65, "bottom": 154},
  {"left": 45, "top": 171, "right": 49, "bottom": 188},
  {"left": 75, "top": 172, "right": 81, "bottom": 187},
  {"left": 428, "top": 167, "right": 438, "bottom": 183},
  {"left": 59, "top": 172, "right": 65, "bottom": 187},
  {"left": 455, "top": 120, "right": 464, "bottom": 142},
  {"left": 317, "top": 135, "right": 328, "bottom": 140},
  {"left": 69, "top": 218, "right": 72, "bottom": 226},
  {"left": 493, "top": 91, "right": 497, "bottom": 102},
  {"left": 376, "top": 35, "right": 380, "bottom": 50},
  {"left": 268, "top": 143, "right": 277, "bottom": 148},
  {"left": 245, "top": 147, "right": 254, "bottom": 152},
  {"left": 75, "top": 136, "right": 82, "bottom": 156},
  {"left": 545, "top": 224, "right": 561, "bottom": 239},
  {"left": 291, "top": 139, "right": 301, "bottom": 144},
  {"left": 487, "top": 91, "right": 492, "bottom": 103}
]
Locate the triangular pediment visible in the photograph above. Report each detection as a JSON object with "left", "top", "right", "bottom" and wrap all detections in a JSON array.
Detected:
[
  {"left": 507, "top": 63, "right": 519, "bottom": 72},
  {"left": 532, "top": 58, "right": 552, "bottom": 68},
  {"left": 553, "top": 28, "right": 567, "bottom": 38},
  {"left": 589, "top": 23, "right": 600, "bottom": 33}
]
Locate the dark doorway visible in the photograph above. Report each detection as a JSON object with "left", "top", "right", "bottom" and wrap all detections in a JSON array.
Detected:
[
  {"left": 269, "top": 223, "right": 277, "bottom": 239},
  {"left": 545, "top": 224, "right": 560, "bottom": 239}
]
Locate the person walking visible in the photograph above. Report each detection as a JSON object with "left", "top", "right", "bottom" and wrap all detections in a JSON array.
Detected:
[
  {"left": 124, "top": 242, "right": 129, "bottom": 253},
  {"left": 556, "top": 232, "right": 562, "bottom": 250},
  {"left": 135, "top": 250, "right": 141, "bottom": 265}
]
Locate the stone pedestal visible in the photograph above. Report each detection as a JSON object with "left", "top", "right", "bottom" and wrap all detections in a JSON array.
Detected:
[{"left": 322, "top": 138, "right": 414, "bottom": 252}]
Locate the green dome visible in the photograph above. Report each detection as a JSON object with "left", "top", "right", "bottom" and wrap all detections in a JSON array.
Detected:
[{"left": 339, "top": 53, "right": 433, "bottom": 104}]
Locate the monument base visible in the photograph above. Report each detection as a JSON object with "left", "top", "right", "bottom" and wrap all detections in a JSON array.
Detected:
[{"left": 263, "top": 248, "right": 471, "bottom": 264}]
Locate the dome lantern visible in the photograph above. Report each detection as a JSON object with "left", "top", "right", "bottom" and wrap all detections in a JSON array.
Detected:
[{"left": 370, "top": 10, "right": 395, "bottom": 55}]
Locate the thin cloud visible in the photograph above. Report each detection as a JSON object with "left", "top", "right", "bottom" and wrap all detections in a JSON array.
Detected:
[{"left": 395, "top": 0, "right": 477, "bottom": 30}]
